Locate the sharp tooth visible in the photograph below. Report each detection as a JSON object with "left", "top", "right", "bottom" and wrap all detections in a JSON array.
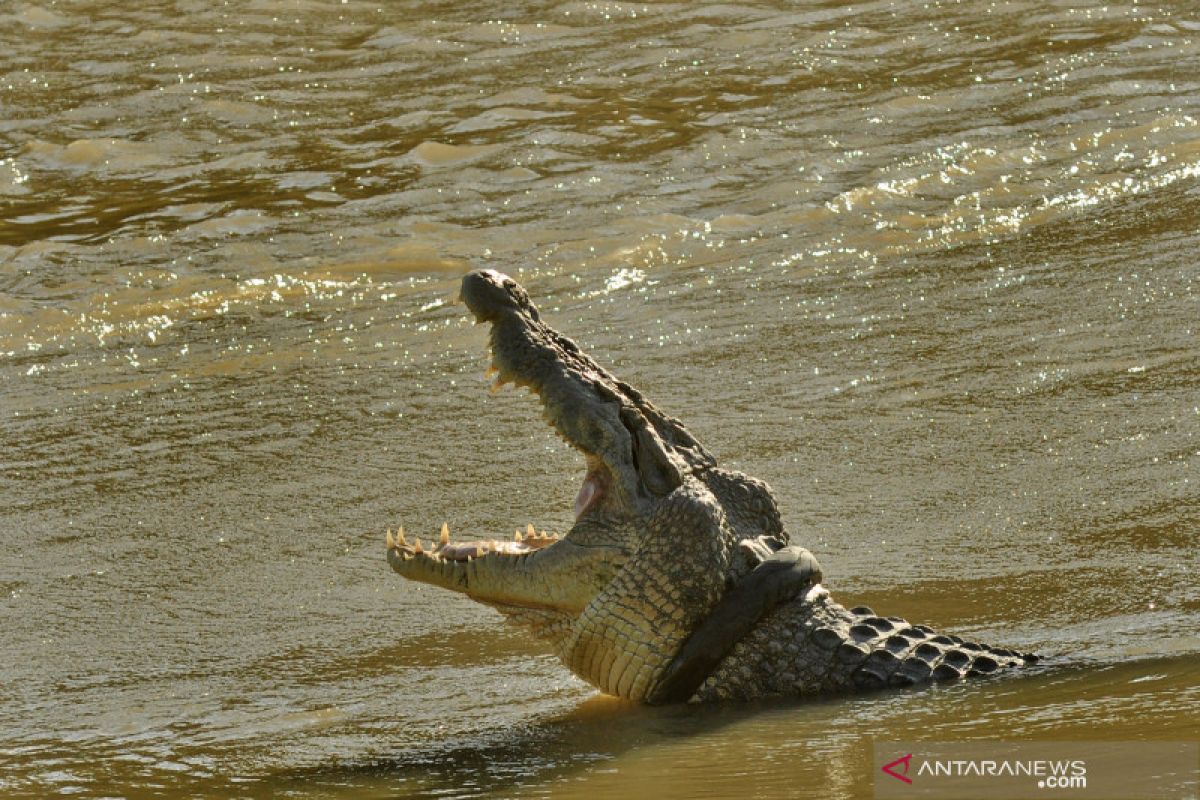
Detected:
[
  {"left": 397, "top": 527, "right": 407, "bottom": 546},
  {"left": 527, "top": 523, "right": 536, "bottom": 538},
  {"left": 414, "top": 537, "right": 424, "bottom": 553},
  {"left": 514, "top": 530, "right": 522, "bottom": 542},
  {"left": 440, "top": 522, "right": 450, "bottom": 545},
  {"left": 386, "top": 529, "right": 396, "bottom": 549}
]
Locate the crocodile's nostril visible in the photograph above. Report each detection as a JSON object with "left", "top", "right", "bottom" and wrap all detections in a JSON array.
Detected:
[{"left": 460, "top": 269, "right": 531, "bottom": 322}]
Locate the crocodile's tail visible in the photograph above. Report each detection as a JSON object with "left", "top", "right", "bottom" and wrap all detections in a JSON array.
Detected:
[
  {"left": 695, "top": 595, "right": 1038, "bottom": 701},
  {"left": 816, "top": 605, "right": 1038, "bottom": 691}
]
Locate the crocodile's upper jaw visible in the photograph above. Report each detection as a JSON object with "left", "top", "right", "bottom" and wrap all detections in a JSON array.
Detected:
[{"left": 460, "top": 268, "right": 715, "bottom": 516}]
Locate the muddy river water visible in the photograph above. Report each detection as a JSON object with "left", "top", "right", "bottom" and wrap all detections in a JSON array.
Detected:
[{"left": 2, "top": 1, "right": 1199, "bottom": 797}]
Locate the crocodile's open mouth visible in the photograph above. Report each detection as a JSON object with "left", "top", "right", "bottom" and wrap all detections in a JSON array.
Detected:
[
  {"left": 387, "top": 269, "right": 619, "bottom": 570},
  {"left": 387, "top": 268, "right": 709, "bottom": 588}
]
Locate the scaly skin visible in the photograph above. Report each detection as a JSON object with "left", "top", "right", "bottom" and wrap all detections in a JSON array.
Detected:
[{"left": 386, "top": 270, "right": 1036, "bottom": 703}]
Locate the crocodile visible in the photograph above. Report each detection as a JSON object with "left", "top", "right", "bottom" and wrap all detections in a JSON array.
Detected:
[{"left": 386, "top": 269, "right": 1037, "bottom": 703}]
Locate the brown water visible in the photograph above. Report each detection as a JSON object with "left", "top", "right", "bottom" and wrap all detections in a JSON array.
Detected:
[{"left": 2, "top": 1, "right": 1199, "bottom": 797}]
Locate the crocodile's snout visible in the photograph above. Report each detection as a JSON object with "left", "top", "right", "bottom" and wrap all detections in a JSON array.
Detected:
[{"left": 460, "top": 269, "right": 539, "bottom": 323}]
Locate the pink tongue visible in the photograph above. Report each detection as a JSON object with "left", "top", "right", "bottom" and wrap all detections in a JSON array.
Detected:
[{"left": 574, "top": 475, "right": 602, "bottom": 519}]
